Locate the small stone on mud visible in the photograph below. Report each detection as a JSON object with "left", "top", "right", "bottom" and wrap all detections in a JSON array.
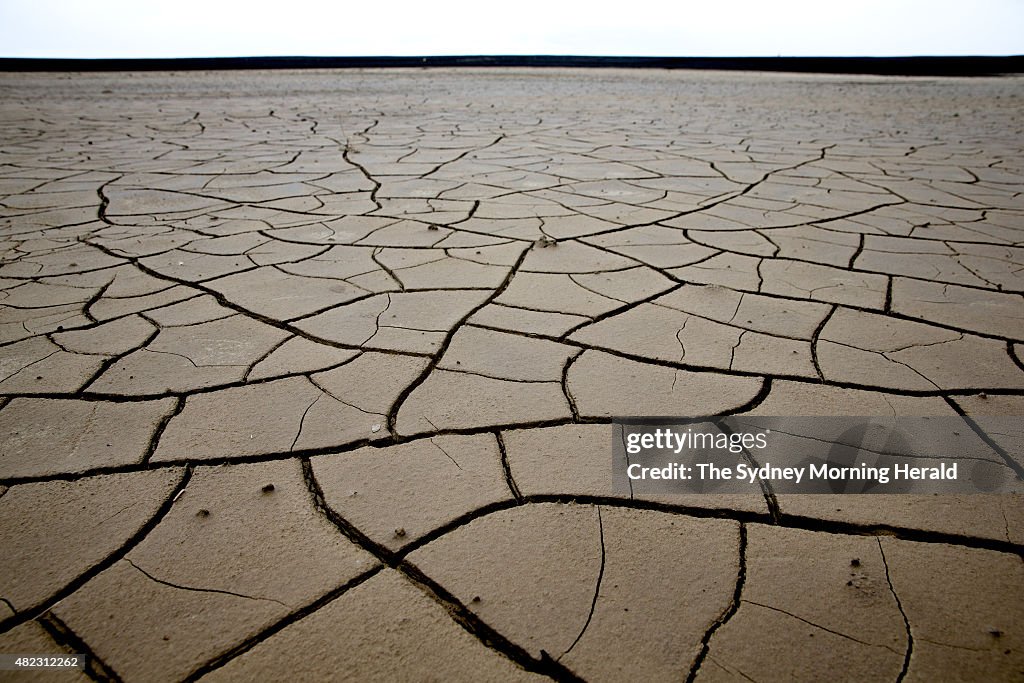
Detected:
[
  {"left": 394, "top": 528, "right": 406, "bottom": 538},
  {"left": 850, "top": 558, "right": 860, "bottom": 567},
  {"left": 197, "top": 509, "right": 210, "bottom": 518},
  {"left": 371, "top": 423, "right": 382, "bottom": 433},
  {"left": 262, "top": 483, "right": 275, "bottom": 493}
]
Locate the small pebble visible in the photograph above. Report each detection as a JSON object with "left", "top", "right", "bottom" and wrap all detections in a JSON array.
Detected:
[
  {"left": 261, "top": 483, "right": 275, "bottom": 493},
  {"left": 371, "top": 423, "right": 382, "bottom": 433},
  {"left": 394, "top": 528, "right": 406, "bottom": 538},
  {"left": 197, "top": 509, "right": 210, "bottom": 518},
  {"left": 850, "top": 558, "right": 861, "bottom": 567}
]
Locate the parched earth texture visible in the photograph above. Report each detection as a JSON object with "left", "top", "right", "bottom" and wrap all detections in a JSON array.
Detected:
[{"left": 0, "top": 68, "right": 1022, "bottom": 682}]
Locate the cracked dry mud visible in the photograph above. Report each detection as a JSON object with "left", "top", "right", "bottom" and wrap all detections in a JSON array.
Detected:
[{"left": 0, "top": 68, "right": 1021, "bottom": 682}]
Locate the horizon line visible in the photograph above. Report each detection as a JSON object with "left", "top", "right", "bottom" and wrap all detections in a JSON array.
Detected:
[{"left": 2, "top": 54, "right": 1022, "bottom": 76}]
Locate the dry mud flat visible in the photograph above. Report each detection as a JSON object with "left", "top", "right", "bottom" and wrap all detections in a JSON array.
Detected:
[{"left": 0, "top": 68, "right": 1022, "bottom": 681}]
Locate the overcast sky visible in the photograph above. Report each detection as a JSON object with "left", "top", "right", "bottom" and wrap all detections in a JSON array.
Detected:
[{"left": 1, "top": 0, "right": 1022, "bottom": 59}]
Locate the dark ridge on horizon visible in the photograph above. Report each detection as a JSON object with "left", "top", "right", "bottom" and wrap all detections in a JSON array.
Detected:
[{"left": 1, "top": 54, "right": 1022, "bottom": 76}]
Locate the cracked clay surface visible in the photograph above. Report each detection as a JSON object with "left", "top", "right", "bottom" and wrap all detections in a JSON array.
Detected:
[{"left": 0, "top": 69, "right": 1021, "bottom": 681}]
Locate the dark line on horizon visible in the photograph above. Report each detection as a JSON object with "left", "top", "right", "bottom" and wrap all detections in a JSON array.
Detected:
[{"left": 1, "top": 55, "right": 1022, "bottom": 76}]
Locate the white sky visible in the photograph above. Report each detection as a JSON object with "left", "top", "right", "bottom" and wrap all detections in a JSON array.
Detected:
[{"left": 1, "top": 0, "right": 1022, "bottom": 59}]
